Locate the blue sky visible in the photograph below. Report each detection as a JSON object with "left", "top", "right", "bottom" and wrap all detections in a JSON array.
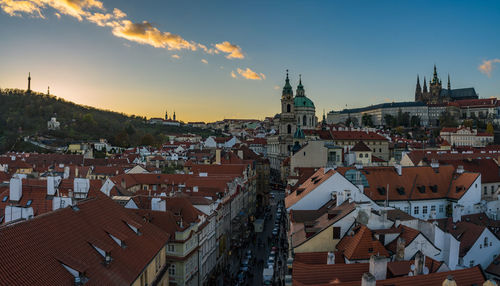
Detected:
[{"left": 0, "top": 0, "right": 499, "bottom": 121}]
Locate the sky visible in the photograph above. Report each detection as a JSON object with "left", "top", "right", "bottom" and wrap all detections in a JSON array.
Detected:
[{"left": 0, "top": 0, "right": 499, "bottom": 122}]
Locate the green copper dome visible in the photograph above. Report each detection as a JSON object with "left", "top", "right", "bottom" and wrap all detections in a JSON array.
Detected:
[{"left": 294, "top": 96, "right": 315, "bottom": 108}]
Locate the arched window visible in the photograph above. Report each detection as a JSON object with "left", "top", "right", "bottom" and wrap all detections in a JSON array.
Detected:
[
  {"left": 287, "top": 104, "right": 291, "bottom": 113},
  {"left": 303, "top": 115, "right": 307, "bottom": 126},
  {"left": 287, "top": 124, "right": 291, "bottom": 134}
]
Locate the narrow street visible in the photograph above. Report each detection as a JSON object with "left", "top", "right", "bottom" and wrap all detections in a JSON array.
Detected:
[{"left": 216, "top": 190, "right": 288, "bottom": 286}]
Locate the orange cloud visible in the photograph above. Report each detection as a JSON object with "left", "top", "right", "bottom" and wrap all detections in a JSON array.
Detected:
[
  {"left": 201, "top": 59, "right": 208, "bottom": 64},
  {"left": 230, "top": 71, "right": 237, "bottom": 78},
  {"left": 235, "top": 68, "right": 265, "bottom": 80},
  {"left": 215, "top": 41, "right": 244, "bottom": 59},
  {"left": 111, "top": 20, "right": 197, "bottom": 50},
  {"left": 479, "top": 59, "right": 500, "bottom": 77},
  {"left": 0, "top": 0, "right": 248, "bottom": 61},
  {"left": 171, "top": 54, "right": 180, "bottom": 59}
]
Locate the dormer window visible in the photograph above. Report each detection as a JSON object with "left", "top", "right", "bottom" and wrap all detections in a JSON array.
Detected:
[
  {"left": 125, "top": 221, "right": 142, "bottom": 235},
  {"left": 26, "top": 199, "right": 32, "bottom": 207},
  {"left": 2, "top": 196, "right": 7, "bottom": 202}
]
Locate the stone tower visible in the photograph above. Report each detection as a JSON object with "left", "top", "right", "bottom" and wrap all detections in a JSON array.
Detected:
[{"left": 280, "top": 70, "right": 295, "bottom": 136}]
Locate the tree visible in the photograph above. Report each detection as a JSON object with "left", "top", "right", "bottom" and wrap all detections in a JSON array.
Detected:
[
  {"left": 384, "top": 114, "right": 395, "bottom": 128},
  {"left": 410, "top": 115, "right": 421, "bottom": 128},
  {"left": 486, "top": 122, "right": 494, "bottom": 135},
  {"left": 140, "top": 134, "right": 155, "bottom": 146},
  {"left": 362, "top": 113, "right": 374, "bottom": 127},
  {"left": 439, "top": 110, "right": 458, "bottom": 128}
]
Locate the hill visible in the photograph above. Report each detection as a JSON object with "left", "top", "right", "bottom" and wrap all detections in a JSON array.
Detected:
[{"left": 0, "top": 88, "right": 217, "bottom": 152}]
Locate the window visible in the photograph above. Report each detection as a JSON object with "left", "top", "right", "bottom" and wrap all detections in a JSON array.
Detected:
[
  {"left": 484, "top": 186, "right": 488, "bottom": 195},
  {"left": 492, "top": 186, "right": 495, "bottom": 194},
  {"left": 365, "top": 153, "right": 369, "bottom": 158},
  {"left": 439, "top": 205, "right": 444, "bottom": 213},
  {"left": 333, "top": 227, "right": 341, "bottom": 239},
  {"left": 359, "top": 153, "right": 363, "bottom": 158},
  {"left": 485, "top": 237, "right": 489, "bottom": 247},
  {"left": 143, "top": 185, "right": 147, "bottom": 190},
  {"left": 26, "top": 199, "right": 32, "bottom": 207},
  {"left": 287, "top": 104, "right": 291, "bottom": 113},
  {"left": 379, "top": 148, "right": 382, "bottom": 152},
  {"left": 469, "top": 260, "right": 475, "bottom": 267},
  {"left": 422, "top": 206, "right": 428, "bottom": 214},
  {"left": 414, "top": 206, "right": 419, "bottom": 215},
  {"left": 404, "top": 206, "right": 409, "bottom": 213},
  {"left": 169, "top": 264, "right": 176, "bottom": 276},
  {"left": 431, "top": 205, "right": 436, "bottom": 213},
  {"left": 1, "top": 196, "right": 7, "bottom": 202},
  {"left": 155, "top": 254, "right": 161, "bottom": 272},
  {"left": 287, "top": 124, "right": 291, "bottom": 134},
  {"left": 168, "top": 244, "right": 175, "bottom": 252},
  {"left": 303, "top": 115, "right": 307, "bottom": 126}
]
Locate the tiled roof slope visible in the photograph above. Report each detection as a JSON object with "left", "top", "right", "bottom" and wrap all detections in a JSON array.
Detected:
[
  {"left": 285, "top": 168, "right": 336, "bottom": 209},
  {"left": 0, "top": 196, "right": 170, "bottom": 286},
  {"left": 336, "top": 165, "right": 479, "bottom": 202},
  {"left": 336, "top": 225, "right": 389, "bottom": 260}
]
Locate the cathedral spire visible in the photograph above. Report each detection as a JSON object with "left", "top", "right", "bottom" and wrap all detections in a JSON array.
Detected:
[
  {"left": 47, "top": 86, "right": 50, "bottom": 96},
  {"left": 415, "top": 75, "right": 422, "bottom": 101},
  {"left": 423, "top": 76, "right": 428, "bottom": 93},
  {"left": 447, "top": 74, "right": 451, "bottom": 90},
  {"left": 432, "top": 64, "right": 439, "bottom": 84}
]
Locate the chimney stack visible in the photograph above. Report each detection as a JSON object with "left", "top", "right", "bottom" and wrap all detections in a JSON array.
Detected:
[
  {"left": 327, "top": 251, "right": 335, "bottom": 265},
  {"left": 456, "top": 165, "right": 464, "bottom": 174},
  {"left": 237, "top": 150, "right": 244, "bottom": 160},
  {"left": 215, "top": 149, "right": 221, "bottom": 165},
  {"left": 395, "top": 237, "right": 405, "bottom": 261},
  {"left": 414, "top": 251, "right": 424, "bottom": 275},
  {"left": 442, "top": 275, "right": 457, "bottom": 286},
  {"left": 9, "top": 177, "right": 22, "bottom": 202},
  {"left": 369, "top": 255, "right": 387, "bottom": 280},
  {"left": 361, "top": 272, "right": 376, "bottom": 286},
  {"left": 394, "top": 163, "right": 402, "bottom": 176}
]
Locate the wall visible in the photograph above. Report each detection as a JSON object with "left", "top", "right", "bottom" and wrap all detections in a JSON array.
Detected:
[
  {"left": 461, "top": 228, "right": 500, "bottom": 269},
  {"left": 132, "top": 245, "right": 168, "bottom": 286}
]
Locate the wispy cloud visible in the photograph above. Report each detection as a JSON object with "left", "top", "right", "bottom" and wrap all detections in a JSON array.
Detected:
[
  {"left": 0, "top": 0, "right": 245, "bottom": 59},
  {"left": 201, "top": 59, "right": 208, "bottom": 64},
  {"left": 232, "top": 68, "right": 265, "bottom": 80},
  {"left": 479, "top": 59, "right": 500, "bottom": 77},
  {"left": 171, "top": 54, "right": 180, "bottom": 59},
  {"left": 273, "top": 85, "right": 280, "bottom": 90},
  {"left": 215, "top": 41, "right": 244, "bottom": 59}
]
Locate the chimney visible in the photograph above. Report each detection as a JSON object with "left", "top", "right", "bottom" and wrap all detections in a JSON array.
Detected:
[
  {"left": 193, "top": 186, "right": 198, "bottom": 192},
  {"left": 237, "top": 150, "right": 244, "bottom": 160},
  {"left": 395, "top": 237, "right": 405, "bottom": 261},
  {"left": 215, "top": 149, "right": 221, "bottom": 165},
  {"left": 456, "top": 165, "right": 464, "bottom": 174},
  {"left": 47, "top": 176, "right": 56, "bottom": 196},
  {"left": 442, "top": 275, "right": 457, "bottom": 286},
  {"left": 9, "top": 177, "right": 22, "bottom": 202},
  {"left": 369, "top": 255, "right": 387, "bottom": 280},
  {"left": 63, "top": 166, "right": 70, "bottom": 179},
  {"left": 327, "top": 251, "right": 335, "bottom": 265},
  {"left": 394, "top": 163, "right": 402, "bottom": 176},
  {"left": 75, "top": 166, "right": 79, "bottom": 178},
  {"left": 413, "top": 251, "right": 424, "bottom": 275},
  {"left": 361, "top": 272, "right": 376, "bottom": 286},
  {"left": 430, "top": 159, "right": 439, "bottom": 170},
  {"left": 452, "top": 205, "right": 462, "bottom": 223}
]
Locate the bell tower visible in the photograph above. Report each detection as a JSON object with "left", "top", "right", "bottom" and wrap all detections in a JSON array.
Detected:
[{"left": 279, "top": 70, "right": 295, "bottom": 136}]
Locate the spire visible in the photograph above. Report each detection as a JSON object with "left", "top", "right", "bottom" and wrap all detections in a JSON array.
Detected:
[
  {"left": 47, "top": 86, "right": 50, "bottom": 96},
  {"left": 296, "top": 74, "right": 305, "bottom": 97},
  {"left": 27, "top": 72, "right": 31, "bottom": 93},
  {"left": 173, "top": 110, "right": 176, "bottom": 121},
  {"left": 432, "top": 64, "right": 439, "bottom": 84},
  {"left": 423, "top": 76, "right": 428, "bottom": 93},
  {"left": 416, "top": 75, "right": 421, "bottom": 92},
  {"left": 165, "top": 110, "right": 168, "bottom": 120},
  {"left": 282, "top": 69, "right": 293, "bottom": 97},
  {"left": 447, "top": 74, "right": 451, "bottom": 90}
]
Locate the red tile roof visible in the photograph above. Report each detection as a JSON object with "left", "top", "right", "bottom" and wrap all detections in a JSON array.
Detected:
[
  {"left": 285, "top": 168, "right": 336, "bottom": 209},
  {"left": 432, "top": 218, "right": 487, "bottom": 257},
  {"left": 350, "top": 141, "right": 372, "bottom": 152},
  {"left": 336, "top": 225, "right": 389, "bottom": 260},
  {"left": 0, "top": 196, "right": 170, "bottom": 286}
]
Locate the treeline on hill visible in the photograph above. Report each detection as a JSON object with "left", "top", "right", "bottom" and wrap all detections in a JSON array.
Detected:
[{"left": 0, "top": 89, "right": 217, "bottom": 152}]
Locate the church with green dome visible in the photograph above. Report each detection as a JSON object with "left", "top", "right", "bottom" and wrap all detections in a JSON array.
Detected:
[{"left": 268, "top": 71, "right": 317, "bottom": 179}]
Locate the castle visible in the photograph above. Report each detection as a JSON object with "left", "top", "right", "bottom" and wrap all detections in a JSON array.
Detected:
[{"left": 415, "top": 65, "right": 478, "bottom": 104}]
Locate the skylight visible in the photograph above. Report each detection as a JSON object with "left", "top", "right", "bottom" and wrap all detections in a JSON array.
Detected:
[
  {"left": 2, "top": 196, "right": 7, "bottom": 202},
  {"left": 26, "top": 199, "right": 32, "bottom": 207}
]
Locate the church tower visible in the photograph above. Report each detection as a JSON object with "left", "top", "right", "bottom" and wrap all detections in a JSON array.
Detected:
[
  {"left": 279, "top": 70, "right": 295, "bottom": 136},
  {"left": 415, "top": 75, "right": 422, "bottom": 101},
  {"left": 429, "top": 65, "right": 442, "bottom": 101},
  {"left": 165, "top": 110, "right": 168, "bottom": 120},
  {"left": 173, "top": 111, "right": 176, "bottom": 121},
  {"left": 27, "top": 72, "right": 31, "bottom": 93}
]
